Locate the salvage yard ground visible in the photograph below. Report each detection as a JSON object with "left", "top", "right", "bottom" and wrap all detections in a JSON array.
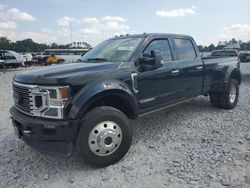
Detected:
[{"left": 0, "top": 64, "right": 250, "bottom": 188}]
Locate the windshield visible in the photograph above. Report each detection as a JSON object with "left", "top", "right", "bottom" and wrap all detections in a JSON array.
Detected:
[{"left": 81, "top": 36, "right": 144, "bottom": 62}]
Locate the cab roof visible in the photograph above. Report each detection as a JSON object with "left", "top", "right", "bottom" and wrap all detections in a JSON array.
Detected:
[{"left": 110, "top": 33, "right": 193, "bottom": 40}]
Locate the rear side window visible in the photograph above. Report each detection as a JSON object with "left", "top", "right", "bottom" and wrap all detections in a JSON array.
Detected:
[
  {"left": 143, "top": 39, "right": 172, "bottom": 61},
  {"left": 174, "top": 39, "right": 196, "bottom": 60}
]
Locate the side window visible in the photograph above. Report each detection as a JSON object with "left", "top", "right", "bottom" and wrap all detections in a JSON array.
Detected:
[
  {"left": 4, "top": 52, "right": 16, "bottom": 60},
  {"left": 143, "top": 39, "right": 172, "bottom": 61},
  {"left": 174, "top": 39, "right": 196, "bottom": 60}
]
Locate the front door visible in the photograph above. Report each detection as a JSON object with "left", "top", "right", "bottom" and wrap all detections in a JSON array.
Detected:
[{"left": 135, "top": 39, "right": 182, "bottom": 113}]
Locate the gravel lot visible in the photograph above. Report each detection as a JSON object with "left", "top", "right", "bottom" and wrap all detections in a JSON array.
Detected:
[{"left": 0, "top": 65, "right": 250, "bottom": 188}]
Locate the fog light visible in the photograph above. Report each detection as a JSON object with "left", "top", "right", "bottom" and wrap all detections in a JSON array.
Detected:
[{"left": 43, "top": 108, "right": 58, "bottom": 117}]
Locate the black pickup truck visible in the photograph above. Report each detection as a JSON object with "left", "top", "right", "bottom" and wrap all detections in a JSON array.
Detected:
[{"left": 10, "top": 33, "right": 241, "bottom": 167}]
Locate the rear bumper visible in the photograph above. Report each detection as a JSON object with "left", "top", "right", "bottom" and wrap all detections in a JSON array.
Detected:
[{"left": 10, "top": 106, "right": 80, "bottom": 156}]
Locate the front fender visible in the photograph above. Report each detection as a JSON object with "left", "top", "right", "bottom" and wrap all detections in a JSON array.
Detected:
[{"left": 68, "top": 80, "right": 138, "bottom": 119}]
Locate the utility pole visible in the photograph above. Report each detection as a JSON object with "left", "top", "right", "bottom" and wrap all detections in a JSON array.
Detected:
[
  {"left": 69, "top": 22, "right": 73, "bottom": 47},
  {"left": 69, "top": 22, "right": 73, "bottom": 62}
]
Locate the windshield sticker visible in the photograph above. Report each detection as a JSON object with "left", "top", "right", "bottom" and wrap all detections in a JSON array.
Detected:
[{"left": 117, "top": 46, "right": 134, "bottom": 51}]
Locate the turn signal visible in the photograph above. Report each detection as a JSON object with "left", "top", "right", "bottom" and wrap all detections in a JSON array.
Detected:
[{"left": 59, "top": 87, "right": 70, "bottom": 100}]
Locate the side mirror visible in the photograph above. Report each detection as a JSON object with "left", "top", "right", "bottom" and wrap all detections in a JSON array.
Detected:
[{"left": 137, "top": 50, "right": 163, "bottom": 72}]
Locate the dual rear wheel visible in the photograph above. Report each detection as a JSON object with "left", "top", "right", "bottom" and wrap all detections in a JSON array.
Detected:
[{"left": 209, "top": 79, "right": 239, "bottom": 109}]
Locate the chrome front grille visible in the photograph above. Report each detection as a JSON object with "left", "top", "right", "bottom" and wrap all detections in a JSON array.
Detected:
[
  {"left": 12, "top": 82, "right": 33, "bottom": 115},
  {"left": 12, "top": 82, "right": 50, "bottom": 117}
]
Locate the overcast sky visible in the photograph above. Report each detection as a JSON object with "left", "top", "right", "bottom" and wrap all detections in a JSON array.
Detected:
[{"left": 0, "top": 0, "right": 250, "bottom": 46}]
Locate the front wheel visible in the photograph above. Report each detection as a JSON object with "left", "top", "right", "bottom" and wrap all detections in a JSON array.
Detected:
[
  {"left": 76, "top": 106, "right": 132, "bottom": 167},
  {"left": 209, "top": 79, "right": 239, "bottom": 109}
]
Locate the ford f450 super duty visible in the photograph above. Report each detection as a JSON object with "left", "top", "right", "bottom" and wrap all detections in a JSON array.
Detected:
[{"left": 10, "top": 33, "right": 241, "bottom": 167}]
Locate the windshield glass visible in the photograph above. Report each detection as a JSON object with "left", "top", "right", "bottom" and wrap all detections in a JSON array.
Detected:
[{"left": 81, "top": 36, "right": 144, "bottom": 62}]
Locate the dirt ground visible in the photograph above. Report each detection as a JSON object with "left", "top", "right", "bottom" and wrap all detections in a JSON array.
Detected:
[{"left": 0, "top": 65, "right": 249, "bottom": 188}]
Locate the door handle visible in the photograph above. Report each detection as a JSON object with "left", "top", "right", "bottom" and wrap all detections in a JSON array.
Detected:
[
  {"left": 196, "top": 66, "right": 203, "bottom": 71},
  {"left": 131, "top": 72, "right": 139, "bottom": 93},
  {"left": 171, "top": 70, "right": 180, "bottom": 74}
]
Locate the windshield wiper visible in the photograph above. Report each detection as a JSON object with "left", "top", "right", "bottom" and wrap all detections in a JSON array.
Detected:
[{"left": 87, "top": 58, "right": 107, "bottom": 61}]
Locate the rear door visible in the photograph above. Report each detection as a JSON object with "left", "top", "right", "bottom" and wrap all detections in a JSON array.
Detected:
[{"left": 172, "top": 38, "right": 204, "bottom": 98}]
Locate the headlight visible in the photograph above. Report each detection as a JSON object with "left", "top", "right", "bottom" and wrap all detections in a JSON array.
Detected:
[{"left": 31, "top": 86, "right": 70, "bottom": 119}]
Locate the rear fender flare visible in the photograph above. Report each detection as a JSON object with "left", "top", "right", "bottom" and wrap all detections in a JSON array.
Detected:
[{"left": 222, "top": 67, "right": 241, "bottom": 91}]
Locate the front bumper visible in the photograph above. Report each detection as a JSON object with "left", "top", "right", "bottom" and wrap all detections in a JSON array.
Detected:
[{"left": 10, "top": 106, "right": 80, "bottom": 156}]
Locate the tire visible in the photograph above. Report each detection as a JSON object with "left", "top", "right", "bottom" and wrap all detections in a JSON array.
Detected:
[
  {"left": 76, "top": 106, "right": 132, "bottom": 167},
  {"left": 209, "top": 79, "right": 239, "bottom": 109},
  {"left": 209, "top": 91, "right": 221, "bottom": 107}
]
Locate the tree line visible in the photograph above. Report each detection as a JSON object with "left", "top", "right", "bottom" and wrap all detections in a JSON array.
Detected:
[
  {"left": 0, "top": 36, "right": 249, "bottom": 53},
  {"left": 0, "top": 37, "right": 92, "bottom": 52},
  {"left": 198, "top": 38, "right": 250, "bottom": 52}
]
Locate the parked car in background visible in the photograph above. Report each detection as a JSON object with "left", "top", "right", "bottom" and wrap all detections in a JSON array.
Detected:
[
  {"left": 32, "top": 53, "right": 48, "bottom": 66},
  {"left": 211, "top": 49, "right": 239, "bottom": 57},
  {"left": 34, "top": 52, "right": 45, "bottom": 57},
  {"left": 0, "top": 50, "right": 24, "bottom": 68},
  {"left": 0, "top": 51, "right": 5, "bottom": 68},
  {"left": 0, "top": 59, "right": 4, "bottom": 69},
  {"left": 34, "top": 56, "right": 48, "bottom": 65},
  {"left": 240, "top": 51, "right": 250, "bottom": 63}
]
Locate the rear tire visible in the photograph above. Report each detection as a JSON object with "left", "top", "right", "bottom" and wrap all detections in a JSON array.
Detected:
[
  {"left": 76, "top": 106, "right": 132, "bottom": 167},
  {"left": 209, "top": 79, "right": 239, "bottom": 109}
]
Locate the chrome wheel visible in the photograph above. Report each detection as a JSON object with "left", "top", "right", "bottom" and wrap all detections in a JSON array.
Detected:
[
  {"left": 88, "top": 121, "right": 122, "bottom": 156},
  {"left": 229, "top": 84, "right": 237, "bottom": 103}
]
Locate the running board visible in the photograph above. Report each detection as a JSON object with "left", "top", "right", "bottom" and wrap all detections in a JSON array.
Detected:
[{"left": 138, "top": 97, "right": 197, "bottom": 117}]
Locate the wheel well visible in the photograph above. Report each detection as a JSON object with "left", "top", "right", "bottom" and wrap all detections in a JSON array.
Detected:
[
  {"left": 86, "top": 95, "right": 137, "bottom": 119},
  {"left": 230, "top": 70, "right": 241, "bottom": 85}
]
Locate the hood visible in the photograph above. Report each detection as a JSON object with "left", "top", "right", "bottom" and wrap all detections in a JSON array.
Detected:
[{"left": 14, "top": 62, "right": 119, "bottom": 85}]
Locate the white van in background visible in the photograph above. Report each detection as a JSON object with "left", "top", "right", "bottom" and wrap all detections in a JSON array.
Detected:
[{"left": 0, "top": 50, "right": 24, "bottom": 68}]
